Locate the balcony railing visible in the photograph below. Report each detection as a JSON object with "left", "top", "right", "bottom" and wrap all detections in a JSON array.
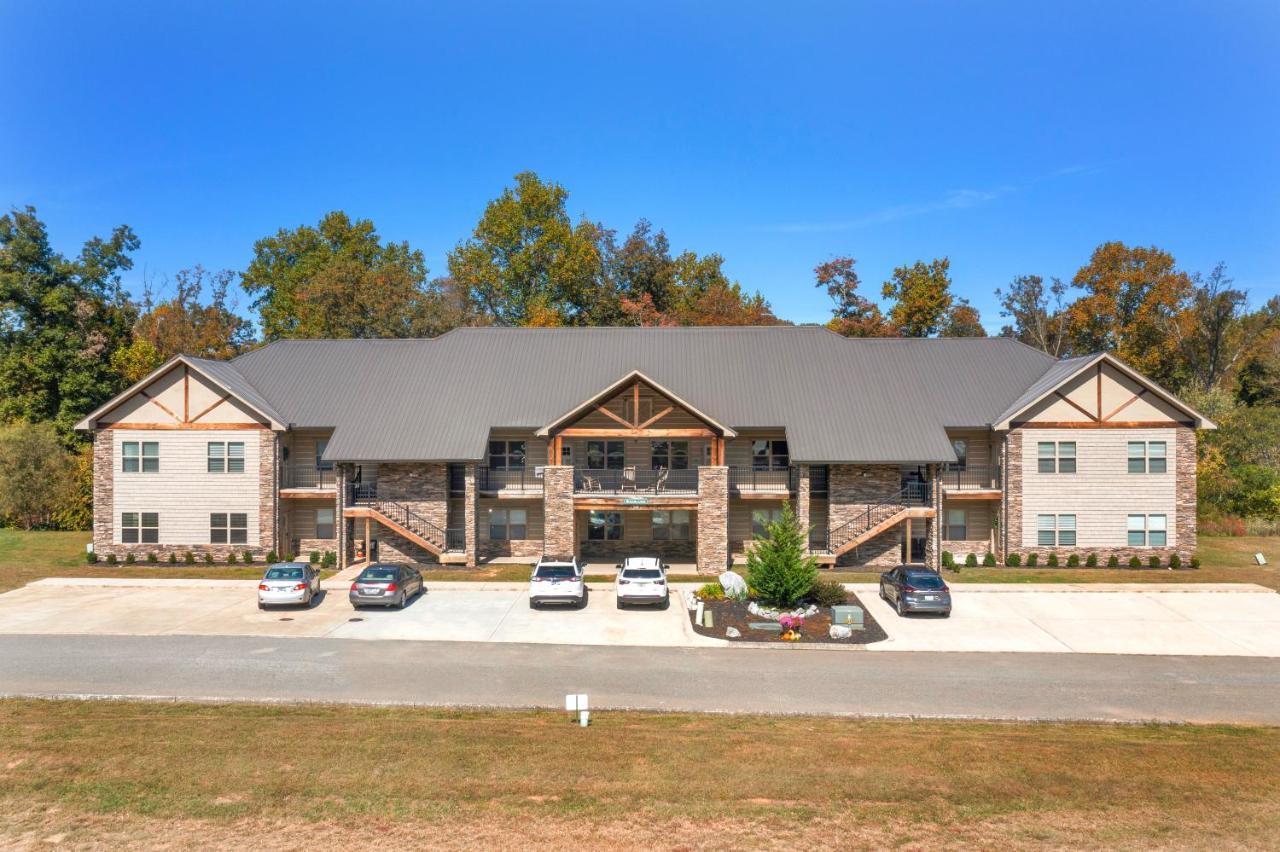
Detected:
[
  {"left": 810, "top": 464, "right": 829, "bottom": 495},
  {"left": 729, "top": 466, "right": 793, "bottom": 492},
  {"left": 445, "top": 528, "right": 466, "bottom": 552},
  {"left": 574, "top": 467, "right": 699, "bottom": 496},
  {"left": 283, "top": 466, "right": 336, "bottom": 489},
  {"left": 940, "top": 464, "right": 1001, "bottom": 491},
  {"left": 478, "top": 466, "right": 543, "bottom": 493}
]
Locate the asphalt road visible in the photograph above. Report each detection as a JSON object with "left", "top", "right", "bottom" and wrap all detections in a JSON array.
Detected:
[{"left": 5, "top": 635, "right": 1280, "bottom": 723}]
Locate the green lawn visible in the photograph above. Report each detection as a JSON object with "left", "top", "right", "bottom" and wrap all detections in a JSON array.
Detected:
[{"left": 0, "top": 699, "right": 1276, "bottom": 849}]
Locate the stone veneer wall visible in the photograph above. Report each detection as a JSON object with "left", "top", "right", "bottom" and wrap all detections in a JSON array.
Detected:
[
  {"left": 829, "top": 464, "right": 902, "bottom": 568},
  {"left": 696, "top": 466, "right": 729, "bottom": 573},
  {"left": 581, "top": 540, "right": 695, "bottom": 561},
  {"left": 373, "top": 463, "right": 447, "bottom": 565},
  {"left": 795, "top": 464, "right": 810, "bottom": 543},
  {"left": 92, "top": 430, "right": 113, "bottom": 554},
  {"left": 1175, "top": 426, "right": 1197, "bottom": 556},
  {"left": 1003, "top": 430, "right": 1021, "bottom": 560},
  {"left": 464, "top": 463, "right": 478, "bottom": 567},
  {"left": 542, "top": 466, "right": 575, "bottom": 559}
]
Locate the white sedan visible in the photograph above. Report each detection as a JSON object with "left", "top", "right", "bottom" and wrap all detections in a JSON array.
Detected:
[
  {"left": 615, "top": 557, "right": 669, "bottom": 609},
  {"left": 257, "top": 562, "right": 321, "bottom": 609}
]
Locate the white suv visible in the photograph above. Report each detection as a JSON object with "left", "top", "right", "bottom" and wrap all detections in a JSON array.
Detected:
[
  {"left": 529, "top": 557, "right": 586, "bottom": 609},
  {"left": 615, "top": 557, "right": 669, "bottom": 609}
]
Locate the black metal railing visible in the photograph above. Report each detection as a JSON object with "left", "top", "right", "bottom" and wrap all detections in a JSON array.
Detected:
[
  {"left": 445, "top": 528, "right": 466, "bottom": 551},
  {"left": 370, "top": 499, "right": 448, "bottom": 552},
  {"left": 809, "top": 465, "right": 829, "bottom": 495},
  {"left": 350, "top": 482, "right": 377, "bottom": 503},
  {"left": 478, "top": 466, "right": 543, "bottom": 492},
  {"left": 817, "top": 482, "right": 929, "bottom": 555},
  {"left": 448, "top": 464, "right": 466, "bottom": 496},
  {"left": 729, "top": 466, "right": 793, "bottom": 492},
  {"left": 283, "top": 466, "right": 336, "bottom": 489},
  {"left": 940, "top": 464, "right": 1001, "bottom": 491},
  {"left": 573, "top": 467, "right": 699, "bottom": 495}
]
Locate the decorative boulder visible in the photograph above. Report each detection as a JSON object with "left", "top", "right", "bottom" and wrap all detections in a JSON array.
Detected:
[
  {"left": 719, "top": 570, "right": 748, "bottom": 598},
  {"left": 725, "top": 626, "right": 741, "bottom": 638},
  {"left": 829, "top": 624, "right": 853, "bottom": 640},
  {"left": 747, "top": 601, "right": 761, "bottom": 616}
]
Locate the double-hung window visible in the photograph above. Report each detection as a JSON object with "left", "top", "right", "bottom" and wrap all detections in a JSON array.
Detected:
[
  {"left": 489, "top": 508, "right": 528, "bottom": 540},
  {"left": 652, "top": 509, "right": 691, "bottom": 540},
  {"left": 1128, "top": 441, "right": 1167, "bottom": 474},
  {"left": 751, "top": 508, "right": 785, "bottom": 538},
  {"left": 950, "top": 439, "right": 968, "bottom": 470},
  {"left": 121, "top": 512, "right": 158, "bottom": 543},
  {"left": 122, "top": 441, "right": 159, "bottom": 473},
  {"left": 488, "top": 440, "right": 526, "bottom": 470},
  {"left": 1037, "top": 514, "right": 1076, "bottom": 546},
  {"left": 1037, "top": 441, "right": 1076, "bottom": 474},
  {"left": 210, "top": 513, "right": 248, "bottom": 545},
  {"left": 945, "top": 508, "right": 967, "bottom": 541},
  {"left": 650, "top": 441, "right": 689, "bottom": 470},
  {"left": 315, "top": 438, "right": 333, "bottom": 472},
  {"left": 1127, "top": 514, "right": 1167, "bottom": 547},
  {"left": 586, "top": 440, "right": 625, "bottom": 470},
  {"left": 315, "top": 508, "right": 335, "bottom": 540},
  {"left": 587, "top": 510, "right": 623, "bottom": 540},
  {"left": 207, "top": 442, "right": 245, "bottom": 473},
  {"left": 752, "top": 440, "right": 789, "bottom": 471}
]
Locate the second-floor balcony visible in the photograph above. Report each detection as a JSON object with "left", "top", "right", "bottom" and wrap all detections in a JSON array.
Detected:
[
  {"left": 939, "top": 464, "right": 1001, "bottom": 493},
  {"left": 729, "top": 464, "right": 828, "bottom": 495},
  {"left": 478, "top": 466, "right": 543, "bottom": 495},
  {"left": 574, "top": 467, "right": 699, "bottom": 496},
  {"left": 283, "top": 466, "right": 337, "bottom": 490}
]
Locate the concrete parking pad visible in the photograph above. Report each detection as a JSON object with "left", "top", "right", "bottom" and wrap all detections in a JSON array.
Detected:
[{"left": 0, "top": 578, "right": 1276, "bottom": 656}]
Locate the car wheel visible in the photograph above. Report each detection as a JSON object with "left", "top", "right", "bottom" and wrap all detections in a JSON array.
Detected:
[
  {"left": 258, "top": 602, "right": 266, "bottom": 610},
  {"left": 896, "top": 597, "right": 907, "bottom": 617},
  {"left": 941, "top": 610, "right": 951, "bottom": 618},
  {"left": 398, "top": 593, "right": 408, "bottom": 609},
  {"left": 529, "top": 599, "right": 538, "bottom": 610},
  {"left": 879, "top": 583, "right": 887, "bottom": 601},
  {"left": 660, "top": 595, "right": 670, "bottom": 610},
  {"left": 616, "top": 596, "right": 624, "bottom": 610}
]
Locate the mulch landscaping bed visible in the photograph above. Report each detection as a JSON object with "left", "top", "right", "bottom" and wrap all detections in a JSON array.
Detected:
[{"left": 690, "top": 591, "right": 888, "bottom": 645}]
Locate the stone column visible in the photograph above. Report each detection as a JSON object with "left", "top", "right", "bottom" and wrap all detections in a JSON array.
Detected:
[
  {"left": 92, "top": 430, "right": 113, "bottom": 559},
  {"left": 794, "top": 464, "right": 811, "bottom": 551},
  {"left": 336, "top": 464, "right": 349, "bottom": 569},
  {"left": 1004, "top": 430, "right": 1023, "bottom": 559},
  {"left": 924, "top": 463, "right": 940, "bottom": 569},
  {"left": 464, "top": 463, "right": 478, "bottom": 567},
  {"left": 258, "top": 431, "right": 279, "bottom": 557},
  {"left": 696, "top": 466, "right": 729, "bottom": 574},
  {"left": 1175, "top": 426, "right": 1197, "bottom": 560},
  {"left": 542, "top": 466, "right": 575, "bottom": 560}
]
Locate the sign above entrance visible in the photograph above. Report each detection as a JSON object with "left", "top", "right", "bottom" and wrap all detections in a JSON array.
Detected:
[{"left": 623, "top": 497, "right": 649, "bottom": 506}]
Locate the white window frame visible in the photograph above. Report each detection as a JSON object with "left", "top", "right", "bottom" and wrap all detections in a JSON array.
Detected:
[
  {"left": 122, "top": 441, "right": 159, "bottom": 473},
  {"left": 1037, "top": 514, "right": 1076, "bottom": 546},
  {"left": 1037, "top": 441, "right": 1076, "bottom": 474},
  {"left": 945, "top": 508, "right": 967, "bottom": 541},
  {"left": 1127, "top": 514, "right": 1167, "bottom": 547},
  {"left": 315, "top": 508, "right": 335, "bottom": 540},
  {"left": 652, "top": 509, "right": 691, "bottom": 541},
  {"left": 489, "top": 507, "right": 528, "bottom": 541},
  {"left": 1128, "top": 441, "right": 1167, "bottom": 474},
  {"left": 121, "top": 512, "right": 159, "bottom": 544},
  {"left": 207, "top": 441, "right": 245, "bottom": 474},
  {"left": 210, "top": 513, "right": 248, "bottom": 545}
]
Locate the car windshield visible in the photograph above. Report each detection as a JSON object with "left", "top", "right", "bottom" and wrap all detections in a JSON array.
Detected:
[
  {"left": 264, "top": 566, "right": 304, "bottom": 580},
  {"left": 358, "top": 568, "right": 399, "bottom": 582},
  {"left": 623, "top": 569, "right": 663, "bottom": 580},
  {"left": 905, "top": 572, "right": 946, "bottom": 590},
  {"left": 535, "top": 565, "right": 576, "bottom": 580}
]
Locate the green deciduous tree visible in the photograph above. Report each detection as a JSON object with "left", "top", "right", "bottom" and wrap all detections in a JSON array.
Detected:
[
  {"left": 0, "top": 206, "right": 138, "bottom": 439},
  {"left": 243, "top": 211, "right": 460, "bottom": 339},
  {"left": 0, "top": 421, "right": 80, "bottom": 529},
  {"left": 996, "top": 274, "right": 1070, "bottom": 355},
  {"left": 448, "top": 172, "right": 610, "bottom": 326},
  {"left": 815, "top": 256, "right": 894, "bottom": 337},
  {"left": 745, "top": 501, "right": 817, "bottom": 606},
  {"left": 882, "top": 258, "right": 954, "bottom": 337}
]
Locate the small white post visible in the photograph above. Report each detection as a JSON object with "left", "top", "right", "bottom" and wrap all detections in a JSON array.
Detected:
[
  {"left": 579, "top": 710, "right": 590, "bottom": 727},
  {"left": 695, "top": 600, "right": 705, "bottom": 626}
]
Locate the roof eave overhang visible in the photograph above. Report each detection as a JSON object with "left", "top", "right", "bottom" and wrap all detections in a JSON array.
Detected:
[{"left": 535, "top": 370, "right": 737, "bottom": 438}]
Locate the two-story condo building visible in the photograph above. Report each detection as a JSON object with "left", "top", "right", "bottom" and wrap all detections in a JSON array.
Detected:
[{"left": 76, "top": 327, "right": 1213, "bottom": 572}]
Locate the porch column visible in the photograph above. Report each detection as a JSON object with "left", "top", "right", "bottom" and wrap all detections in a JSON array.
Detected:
[
  {"left": 464, "top": 463, "right": 477, "bottom": 568},
  {"left": 336, "top": 463, "right": 349, "bottom": 569},
  {"left": 794, "top": 464, "right": 810, "bottom": 551},
  {"left": 543, "top": 465, "right": 575, "bottom": 560},
  {"left": 696, "top": 465, "right": 729, "bottom": 574},
  {"left": 925, "top": 463, "right": 940, "bottom": 569}
]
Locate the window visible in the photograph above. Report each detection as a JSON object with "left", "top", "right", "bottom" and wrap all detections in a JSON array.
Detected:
[
  {"left": 752, "top": 440, "right": 789, "bottom": 471},
  {"left": 1127, "top": 514, "right": 1167, "bottom": 547},
  {"left": 121, "top": 441, "right": 159, "bottom": 473},
  {"left": 587, "top": 510, "right": 623, "bottom": 540},
  {"left": 315, "top": 438, "right": 333, "bottom": 472},
  {"left": 121, "top": 512, "right": 158, "bottom": 544},
  {"left": 315, "top": 508, "right": 335, "bottom": 540},
  {"left": 1037, "top": 514, "right": 1076, "bottom": 546},
  {"left": 586, "top": 440, "right": 625, "bottom": 470},
  {"left": 1037, "top": 441, "right": 1076, "bottom": 474},
  {"left": 207, "top": 442, "right": 245, "bottom": 473},
  {"left": 751, "top": 508, "right": 784, "bottom": 537},
  {"left": 651, "top": 441, "right": 689, "bottom": 470},
  {"left": 487, "top": 440, "right": 526, "bottom": 470},
  {"left": 652, "top": 510, "right": 691, "bottom": 540},
  {"left": 210, "top": 513, "right": 248, "bottom": 545},
  {"left": 945, "top": 508, "right": 967, "bottom": 541},
  {"left": 560, "top": 444, "right": 573, "bottom": 465},
  {"left": 951, "top": 439, "right": 968, "bottom": 470},
  {"left": 1128, "top": 441, "right": 1167, "bottom": 474},
  {"left": 489, "top": 508, "right": 528, "bottom": 541}
]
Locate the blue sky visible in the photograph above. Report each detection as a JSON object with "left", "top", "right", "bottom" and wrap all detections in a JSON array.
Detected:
[{"left": 3, "top": 1, "right": 1278, "bottom": 330}]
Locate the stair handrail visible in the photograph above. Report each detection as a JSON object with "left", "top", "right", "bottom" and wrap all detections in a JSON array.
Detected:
[
  {"left": 825, "top": 482, "right": 928, "bottom": 553},
  {"left": 372, "top": 499, "right": 447, "bottom": 550}
]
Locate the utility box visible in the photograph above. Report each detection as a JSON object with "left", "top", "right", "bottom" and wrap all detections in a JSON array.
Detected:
[{"left": 831, "top": 605, "right": 864, "bottom": 629}]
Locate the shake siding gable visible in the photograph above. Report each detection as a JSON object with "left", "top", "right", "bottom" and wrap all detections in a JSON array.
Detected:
[
  {"left": 111, "top": 429, "right": 263, "bottom": 546},
  {"left": 1019, "top": 427, "right": 1177, "bottom": 548}
]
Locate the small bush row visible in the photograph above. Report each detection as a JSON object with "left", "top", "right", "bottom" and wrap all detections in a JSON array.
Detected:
[
  {"left": 90, "top": 550, "right": 341, "bottom": 567},
  {"left": 1002, "top": 552, "right": 1195, "bottom": 569}
]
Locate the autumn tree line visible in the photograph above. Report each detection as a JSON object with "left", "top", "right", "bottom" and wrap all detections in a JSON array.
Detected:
[{"left": 1, "top": 172, "right": 1277, "bottom": 532}]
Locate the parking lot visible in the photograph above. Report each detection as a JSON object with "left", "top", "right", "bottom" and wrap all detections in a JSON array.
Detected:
[{"left": 0, "top": 576, "right": 1277, "bottom": 655}]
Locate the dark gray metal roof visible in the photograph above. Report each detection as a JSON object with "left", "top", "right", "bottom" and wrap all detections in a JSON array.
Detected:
[{"left": 226, "top": 327, "right": 1059, "bottom": 463}]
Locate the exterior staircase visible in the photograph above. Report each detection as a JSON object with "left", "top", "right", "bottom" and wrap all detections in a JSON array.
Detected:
[
  {"left": 346, "top": 498, "right": 457, "bottom": 557},
  {"left": 813, "top": 483, "right": 933, "bottom": 560}
]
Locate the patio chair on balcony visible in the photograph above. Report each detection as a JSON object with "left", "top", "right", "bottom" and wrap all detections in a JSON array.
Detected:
[
  {"left": 653, "top": 467, "right": 669, "bottom": 494},
  {"left": 620, "top": 465, "right": 638, "bottom": 492},
  {"left": 580, "top": 474, "right": 601, "bottom": 492}
]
